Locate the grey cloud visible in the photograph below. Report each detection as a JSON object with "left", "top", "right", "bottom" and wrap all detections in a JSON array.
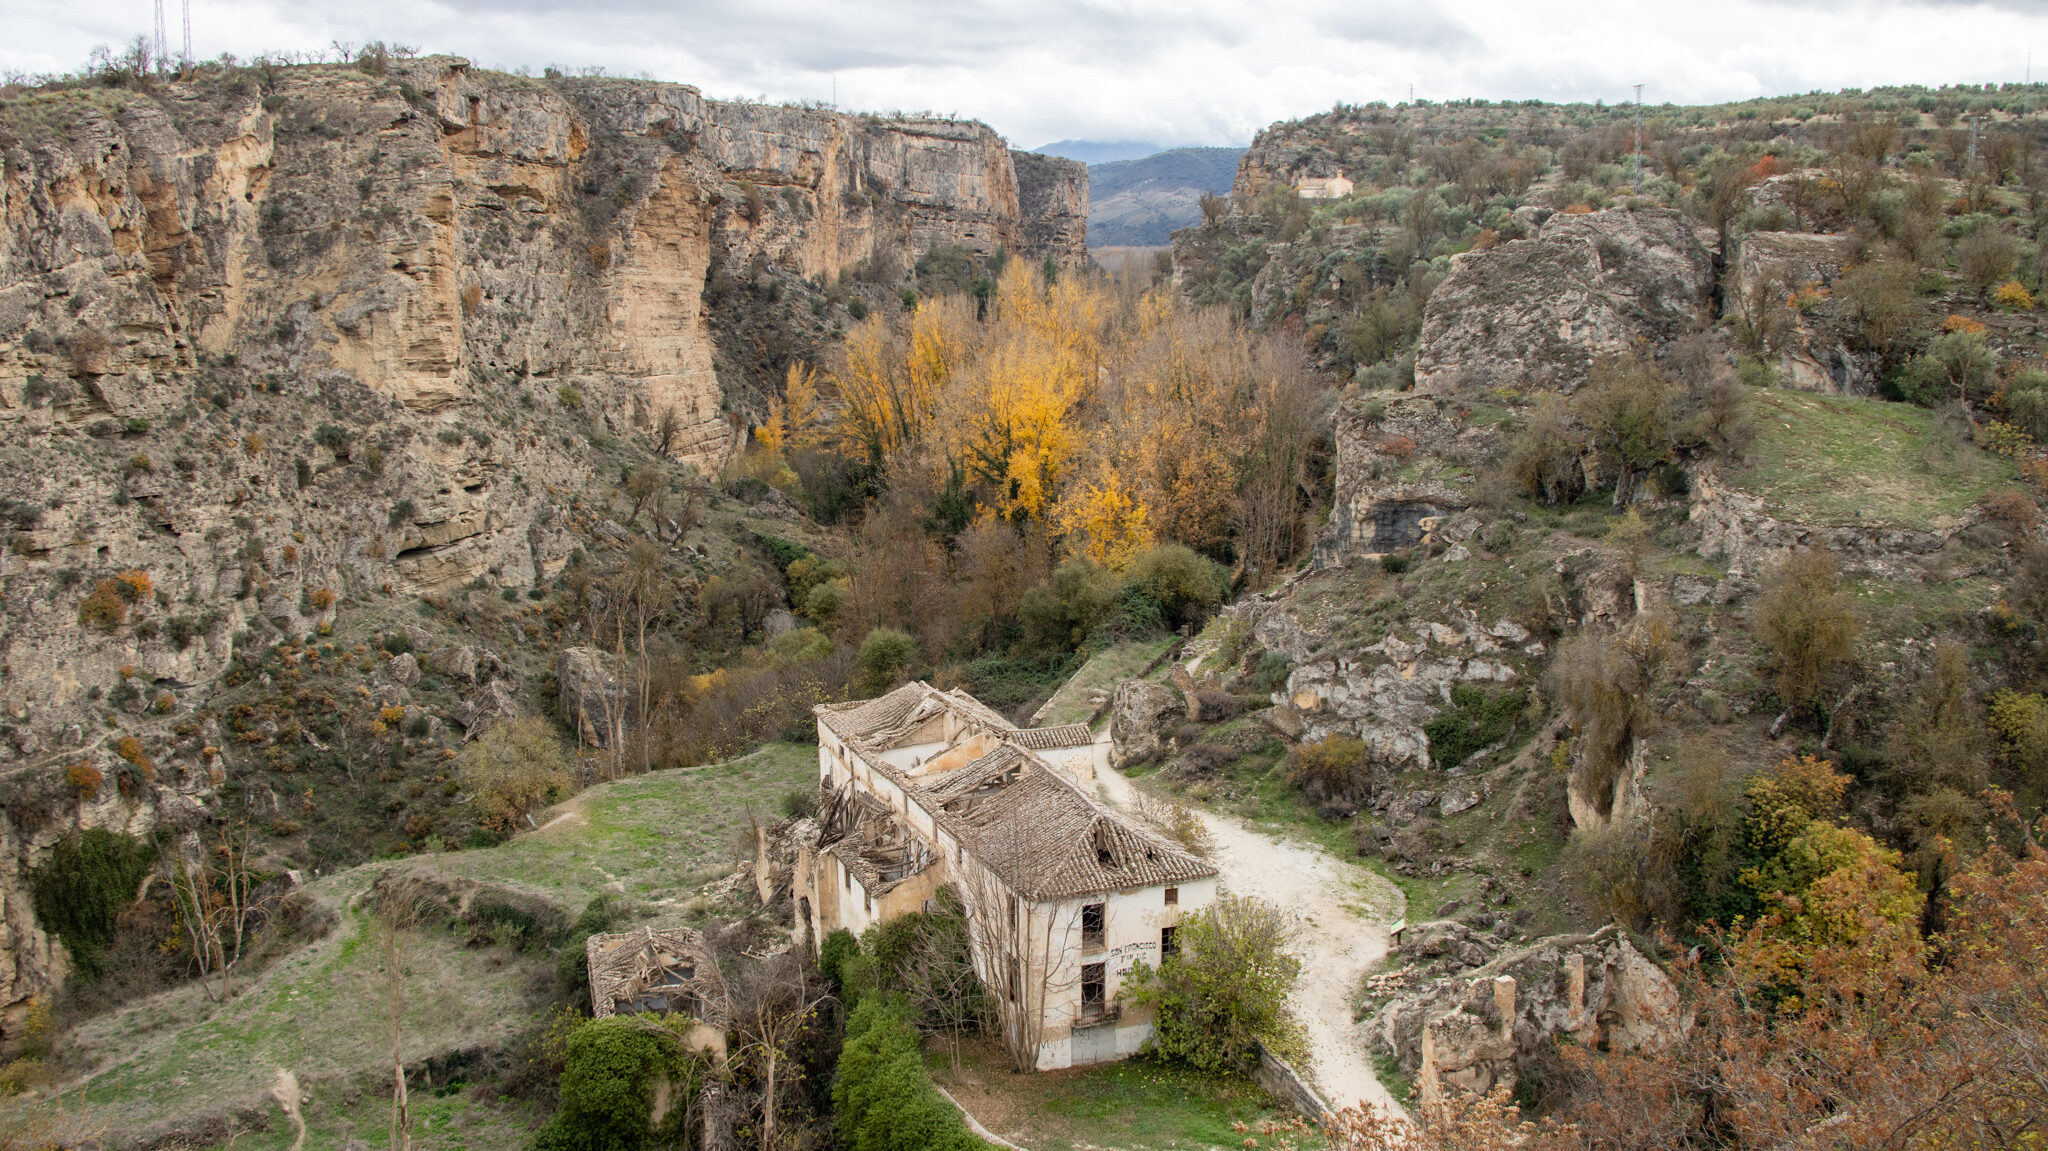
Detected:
[{"left": 1314, "top": 5, "right": 1479, "bottom": 52}]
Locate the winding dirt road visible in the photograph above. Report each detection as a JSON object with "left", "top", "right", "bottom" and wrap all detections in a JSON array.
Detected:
[{"left": 1094, "top": 750, "right": 1406, "bottom": 1117}]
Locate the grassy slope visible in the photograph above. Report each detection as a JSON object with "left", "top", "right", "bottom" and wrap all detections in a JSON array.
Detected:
[
  {"left": 14, "top": 743, "right": 819, "bottom": 1149},
  {"left": 1038, "top": 637, "right": 1178, "bottom": 727},
  {"left": 1732, "top": 387, "right": 2011, "bottom": 529},
  {"left": 430, "top": 742, "right": 817, "bottom": 918},
  {"left": 60, "top": 908, "right": 551, "bottom": 1147}
]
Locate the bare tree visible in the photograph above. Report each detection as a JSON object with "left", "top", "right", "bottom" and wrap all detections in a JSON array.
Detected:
[
  {"left": 896, "top": 888, "right": 988, "bottom": 1070},
  {"left": 726, "top": 952, "right": 831, "bottom": 1151},
  {"left": 373, "top": 878, "right": 434, "bottom": 1151},
  {"left": 165, "top": 823, "right": 264, "bottom": 1003},
  {"left": 654, "top": 405, "right": 684, "bottom": 455},
  {"left": 955, "top": 849, "right": 1081, "bottom": 1072}
]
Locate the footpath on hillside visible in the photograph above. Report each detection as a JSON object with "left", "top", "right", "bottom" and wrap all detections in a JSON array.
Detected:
[{"left": 1092, "top": 736, "right": 1407, "bottom": 1118}]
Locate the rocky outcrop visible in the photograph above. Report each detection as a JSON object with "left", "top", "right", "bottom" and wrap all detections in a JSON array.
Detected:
[
  {"left": 1414, "top": 207, "right": 1714, "bottom": 395},
  {"left": 1107, "top": 679, "right": 1184, "bottom": 767},
  {"left": 1688, "top": 467, "right": 1972, "bottom": 580},
  {"left": 0, "top": 56, "right": 1086, "bottom": 473},
  {"left": 1372, "top": 925, "right": 1684, "bottom": 1101},
  {"left": 1730, "top": 231, "right": 1867, "bottom": 393},
  {"left": 556, "top": 646, "right": 634, "bottom": 748}
]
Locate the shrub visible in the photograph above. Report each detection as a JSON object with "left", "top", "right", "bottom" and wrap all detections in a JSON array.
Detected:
[
  {"left": 1423, "top": 685, "right": 1528, "bottom": 770},
  {"left": 1378, "top": 434, "right": 1417, "bottom": 461},
  {"left": 1755, "top": 549, "right": 1862, "bottom": 716},
  {"left": 312, "top": 424, "right": 350, "bottom": 459},
  {"left": 856, "top": 627, "right": 917, "bottom": 694},
  {"left": 78, "top": 581, "right": 128, "bottom": 632},
  {"left": 1019, "top": 560, "right": 1123, "bottom": 651},
  {"left": 388, "top": 499, "right": 417, "bottom": 527},
  {"left": 1288, "top": 736, "right": 1369, "bottom": 803},
  {"left": 1378, "top": 551, "right": 1410, "bottom": 574},
  {"left": 294, "top": 457, "right": 312, "bottom": 488},
  {"left": 65, "top": 762, "right": 103, "bottom": 798},
  {"left": 1982, "top": 489, "right": 2038, "bottom": 536},
  {"left": 28, "top": 830, "right": 155, "bottom": 979},
  {"left": 832, "top": 996, "right": 982, "bottom": 1151},
  {"left": 113, "top": 570, "right": 151, "bottom": 603},
  {"left": 1124, "top": 894, "right": 1306, "bottom": 1072},
  {"left": 459, "top": 716, "right": 572, "bottom": 832},
  {"left": 557, "top": 386, "right": 583, "bottom": 410},
  {"left": 530, "top": 1015, "right": 707, "bottom": 1151},
  {"left": 1994, "top": 280, "right": 2035, "bottom": 311},
  {"left": 1126, "top": 544, "right": 1227, "bottom": 631},
  {"left": 1979, "top": 421, "right": 2035, "bottom": 457}
]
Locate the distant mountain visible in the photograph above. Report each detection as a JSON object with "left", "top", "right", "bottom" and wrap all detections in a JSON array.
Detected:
[
  {"left": 1032, "top": 139, "right": 1164, "bottom": 164},
  {"left": 1086, "top": 146, "right": 1245, "bottom": 248}
]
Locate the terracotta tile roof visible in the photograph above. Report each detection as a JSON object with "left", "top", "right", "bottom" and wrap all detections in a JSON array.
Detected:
[
  {"left": 816, "top": 682, "right": 1016, "bottom": 749},
  {"left": 945, "top": 767, "right": 1216, "bottom": 900},
  {"left": 1009, "top": 724, "right": 1093, "bottom": 750},
  {"left": 586, "top": 927, "right": 725, "bottom": 1024},
  {"left": 918, "top": 744, "right": 1028, "bottom": 806}
]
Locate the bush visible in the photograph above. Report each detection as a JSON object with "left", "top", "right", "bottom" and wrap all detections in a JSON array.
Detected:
[
  {"left": 28, "top": 830, "right": 155, "bottom": 979},
  {"left": 530, "top": 1015, "right": 706, "bottom": 1151},
  {"left": 832, "top": 997, "right": 982, "bottom": 1151},
  {"left": 78, "top": 581, "right": 128, "bottom": 632},
  {"left": 1288, "top": 736, "right": 1369, "bottom": 804},
  {"left": 1126, "top": 544, "right": 1227, "bottom": 631},
  {"left": 1423, "top": 686, "right": 1527, "bottom": 770},
  {"left": 459, "top": 716, "right": 572, "bottom": 833},
  {"left": 1124, "top": 894, "right": 1306, "bottom": 1072},
  {"left": 1019, "top": 560, "right": 1123, "bottom": 651},
  {"left": 856, "top": 627, "right": 917, "bottom": 695},
  {"left": 1755, "top": 549, "right": 1861, "bottom": 716}
]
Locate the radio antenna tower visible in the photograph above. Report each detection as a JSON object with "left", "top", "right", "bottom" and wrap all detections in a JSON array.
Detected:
[
  {"left": 182, "top": 0, "right": 192, "bottom": 64},
  {"left": 1633, "top": 83, "right": 1644, "bottom": 194},
  {"left": 152, "top": 0, "right": 169, "bottom": 71}
]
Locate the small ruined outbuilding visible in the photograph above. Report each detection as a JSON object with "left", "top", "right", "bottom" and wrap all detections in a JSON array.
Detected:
[{"left": 585, "top": 926, "right": 728, "bottom": 1055}]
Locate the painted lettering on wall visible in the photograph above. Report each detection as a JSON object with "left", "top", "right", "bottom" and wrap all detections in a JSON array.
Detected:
[{"left": 1110, "top": 939, "right": 1158, "bottom": 975}]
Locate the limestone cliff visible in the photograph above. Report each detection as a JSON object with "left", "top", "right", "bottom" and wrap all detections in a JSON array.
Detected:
[{"left": 1, "top": 57, "right": 1086, "bottom": 472}]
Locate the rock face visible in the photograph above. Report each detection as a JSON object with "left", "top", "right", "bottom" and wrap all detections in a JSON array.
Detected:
[
  {"left": 1108, "top": 679, "right": 1185, "bottom": 766},
  {"left": 556, "top": 646, "right": 634, "bottom": 748},
  {"left": 1730, "top": 231, "right": 1865, "bottom": 393},
  {"left": 0, "top": 56, "right": 1086, "bottom": 473},
  {"left": 1414, "top": 207, "right": 1714, "bottom": 394},
  {"left": 1374, "top": 925, "right": 1684, "bottom": 1101}
]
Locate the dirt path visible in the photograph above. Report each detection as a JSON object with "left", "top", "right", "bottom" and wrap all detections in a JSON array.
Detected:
[{"left": 1094, "top": 749, "right": 1406, "bottom": 1118}]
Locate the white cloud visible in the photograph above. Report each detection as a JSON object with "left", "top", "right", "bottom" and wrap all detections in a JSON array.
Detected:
[{"left": 3, "top": 0, "right": 2039, "bottom": 147}]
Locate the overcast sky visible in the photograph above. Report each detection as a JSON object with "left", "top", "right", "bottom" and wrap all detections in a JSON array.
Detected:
[{"left": 6, "top": 0, "right": 2045, "bottom": 149}]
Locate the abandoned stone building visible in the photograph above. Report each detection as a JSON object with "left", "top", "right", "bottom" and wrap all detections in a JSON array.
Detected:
[
  {"left": 793, "top": 682, "right": 1219, "bottom": 1070},
  {"left": 585, "top": 926, "right": 729, "bottom": 1056}
]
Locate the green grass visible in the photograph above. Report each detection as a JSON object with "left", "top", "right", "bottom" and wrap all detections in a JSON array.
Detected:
[
  {"left": 932, "top": 1041, "right": 1323, "bottom": 1151},
  {"left": 12, "top": 744, "right": 821, "bottom": 1148},
  {"left": 1732, "top": 388, "right": 2010, "bottom": 529},
  {"left": 1036, "top": 638, "right": 1178, "bottom": 727},
  {"left": 428, "top": 741, "right": 818, "bottom": 915},
  {"left": 41, "top": 909, "right": 553, "bottom": 1148}
]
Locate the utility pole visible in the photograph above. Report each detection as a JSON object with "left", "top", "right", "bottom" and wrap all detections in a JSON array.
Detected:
[
  {"left": 182, "top": 0, "right": 191, "bottom": 65},
  {"left": 1633, "top": 83, "right": 1644, "bottom": 195},
  {"left": 152, "top": 0, "right": 168, "bottom": 71},
  {"left": 1969, "top": 113, "right": 1980, "bottom": 171}
]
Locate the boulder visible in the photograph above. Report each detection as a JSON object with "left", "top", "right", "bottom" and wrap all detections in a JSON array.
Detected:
[
  {"left": 1415, "top": 207, "right": 1713, "bottom": 395},
  {"left": 454, "top": 679, "right": 518, "bottom": 740},
  {"left": 761, "top": 608, "right": 799, "bottom": 640},
  {"left": 437, "top": 644, "right": 477, "bottom": 683},
  {"left": 1377, "top": 926, "right": 1685, "bottom": 1102},
  {"left": 1108, "top": 679, "right": 1185, "bottom": 767},
  {"left": 556, "top": 646, "right": 634, "bottom": 747},
  {"left": 388, "top": 652, "right": 421, "bottom": 687}
]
